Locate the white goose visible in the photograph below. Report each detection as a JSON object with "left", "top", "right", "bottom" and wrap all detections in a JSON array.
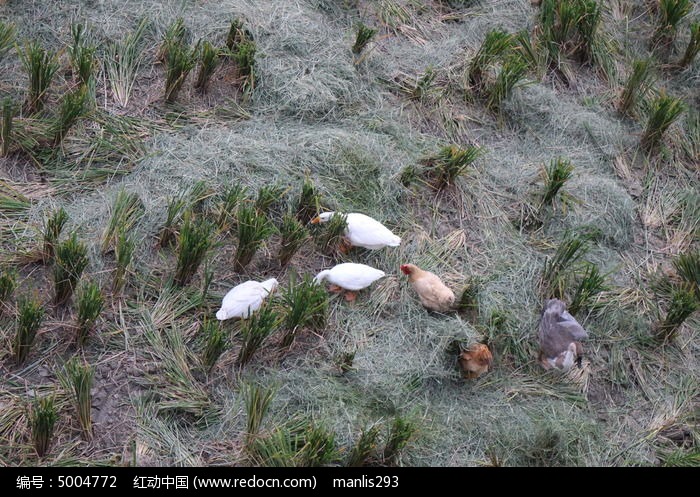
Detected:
[
  {"left": 311, "top": 212, "right": 400, "bottom": 250},
  {"left": 314, "top": 263, "right": 386, "bottom": 301},
  {"left": 216, "top": 278, "right": 278, "bottom": 321}
]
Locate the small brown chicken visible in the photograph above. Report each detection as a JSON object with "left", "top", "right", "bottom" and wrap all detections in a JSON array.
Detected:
[
  {"left": 400, "top": 264, "right": 456, "bottom": 313},
  {"left": 538, "top": 299, "right": 587, "bottom": 372},
  {"left": 458, "top": 344, "right": 493, "bottom": 379}
]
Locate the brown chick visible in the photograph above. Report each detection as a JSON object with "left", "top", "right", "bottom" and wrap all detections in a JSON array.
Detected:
[
  {"left": 400, "top": 263, "right": 456, "bottom": 313},
  {"left": 458, "top": 344, "right": 493, "bottom": 379}
]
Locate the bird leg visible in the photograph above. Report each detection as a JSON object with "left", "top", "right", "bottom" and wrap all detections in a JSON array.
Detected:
[
  {"left": 338, "top": 237, "right": 352, "bottom": 254},
  {"left": 328, "top": 284, "right": 343, "bottom": 293},
  {"left": 344, "top": 291, "right": 357, "bottom": 302}
]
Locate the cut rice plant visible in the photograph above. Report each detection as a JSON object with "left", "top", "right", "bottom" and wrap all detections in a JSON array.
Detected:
[
  {"left": 574, "top": 0, "right": 602, "bottom": 64},
  {"left": 250, "top": 417, "right": 338, "bottom": 467},
  {"left": 42, "top": 207, "right": 68, "bottom": 264},
  {"left": 53, "top": 233, "right": 89, "bottom": 306},
  {"left": 164, "top": 36, "right": 198, "bottom": 103},
  {"left": 422, "top": 145, "right": 483, "bottom": 190},
  {"left": 652, "top": 0, "right": 691, "bottom": 47},
  {"left": 214, "top": 184, "right": 248, "bottom": 232},
  {"left": 31, "top": 395, "right": 58, "bottom": 458},
  {"left": 234, "top": 205, "right": 275, "bottom": 273},
  {"left": 69, "top": 23, "right": 96, "bottom": 87},
  {"left": 255, "top": 184, "right": 285, "bottom": 216},
  {"left": 468, "top": 29, "right": 513, "bottom": 92},
  {"left": 408, "top": 66, "right": 436, "bottom": 101},
  {"left": 226, "top": 18, "right": 249, "bottom": 51},
  {"left": 352, "top": 23, "right": 376, "bottom": 55},
  {"left": 456, "top": 277, "right": 481, "bottom": 322},
  {"left": 1, "top": 97, "right": 13, "bottom": 157},
  {"left": 101, "top": 189, "right": 143, "bottom": 254},
  {"left": 0, "top": 268, "right": 17, "bottom": 306},
  {"left": 314, "top": 211, "right": 347, "bottom": 256},
  {"left": 159, "top": 192, "right": 189, "bottom": 248},
  {"left": 62, "top": 358, "right": 93, "bottom": 439},
  {"left": 174, "top": 210, "right": 213, "bottom": 287},
  {"left": 19, "top": 41, "right": 59, "bottom": 114},
  {"left": 0, "top": 20, "right": 15, "bottom": 59},
  {"left": 382, "top": 416, "right": 415, "bottom": 466},
  {"left": 52, "top": 86, "right": 88, "bottom": 145},
  {"left": 200, "top": 319, "right": 227, "bottom": 374},
  {"left": 104, "top": 18, "right": 148, "bottom": 108},
  {"left": 242, "top": 382, "right": 276, "bottom": 447},
  {"left": 14, "top": 297, "right": 44, "bottom": 365},
  {"left": 540, "top": 235, "right": 589, "bottom": 299},
  {"left": 347, "top": 424, "right": 381, "bottom": 467},
  {"left": 673, "top": 250, "right": 699, "bottom": 294},
  {"left": 158, "top": 17, "right": 188, "bottom": 62},
  {"left": 486, "top": 55, "right": 528, "bottom": 112},
  {"left": 539, "top": 157, "right": 574, "bottom": 208},
  {"left": 514, "top": 30, "right": 546, "bottom": 79},
  {"left": 233, "top": 40, "right": 256, "bottom": 91},
  {"left": 237, "top": 303, "right": 280, "bottom": 367},
  {"left": 655, "top": 286, "right": 698, "bottom": 342},
  {"left": 278, "top": 214, "right": 310, "bottom": 267},
  {"left": 618, "top": 59, "right": 654, "bottom": 118},
  {"left": 280, "top": 273, "right": 328, "bottom": 348},
  {"left": 296, "top": 178, "right": 321, "bottom": 224},
  {"left": 112, "top": 230, "right": 134, "bottom": 294},
  {"left": 568, "top": 264, "right": 607, "bottom": 316},
  {"left": 75, "top": 280, "right": 103, "bottom": 346},
  {"left": 640, "top": 93, "right": 685, "bottom": 152},
  {"left": 680, "top": 22, "right": 700, "bottom": 68},
  {"left": 194, "top": 41, "right": 219, "bottom": 92}
]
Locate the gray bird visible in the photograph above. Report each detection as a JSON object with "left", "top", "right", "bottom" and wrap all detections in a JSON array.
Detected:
[{"left": 538, "top": 299, "right": 588, "bottom": 372}]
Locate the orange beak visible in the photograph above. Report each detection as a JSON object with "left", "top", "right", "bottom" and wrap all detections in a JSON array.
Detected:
[{"left": 310, "top": 216, "right": 321, "bottom": 224}]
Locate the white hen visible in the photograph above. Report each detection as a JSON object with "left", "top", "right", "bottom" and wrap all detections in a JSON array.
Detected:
[
  {"left": 314, "top": 263, "right": 385, "bottom": 301},
  {"left": 311, "top": 212, "right": 400, "bottom": 250},
  {"left": 216, "top": 278, "right": 278, "bottom": 321}
]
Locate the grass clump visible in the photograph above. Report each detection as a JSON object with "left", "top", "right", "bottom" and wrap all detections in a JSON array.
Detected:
[
  {"left": 673, "top": 250, "right": 699, "bottom": 294},
  {"left": 278, "top": 214, "right": 310, "bottom": 267},
  {"left": 53, "top": 233, "right": 89, "bottom": 306},
  {"left": 194, "top": 41, "right": 219, "bottom": 92},
  {"left": 314, "top": 212, "right": 347, "bottom": 256},
  {"left": 232, "top": 40, "right": 256, "bottom": 92},
  {"left": 296, "top": 178, "right": 321, "bottom": 224},
  {"left": 113, "top": 230, "right": 134, "bottom": 294},
  {"left": 0, "top": 268, "right": 17, "bottom": 307},
  {"left": 680, "top": 22, "right": 700, "bottom": 68},
  {"left": 69, "top": 22, "right": 96, "bottom": 87},
  {"left": 422, "top": 145, "right": 483, "bottom": 190},
  {"left": 237, "top": 303, "right": 280, "bottom": 367},
  {"left": 200, "top": 319, "right": 227, "bottom": 374},
  {"left": 652, "top": 0, "right": 691, "bottom": 47},
  {"left": 255, "top": 184, "right": 285, "bottom": 216},
  {"left": 101, "top": 189, "right": 143, "bottom": 254},
  {"left": 539, "top": 157, "right": 574, "bottom": 208},
  {"left": 174, "top": 211, "right": 213, "bottom": 287},
  {"left": 352, "top": 23, "right": 376, "bottom": 55},
  {"left": 568, "top": 264, "right": 607, "bottom": 316},
  {"left": 243, "top": 382, "right": 276, "bottom": 448},
  {"left": 347, "top": 424, "right": 381, "bottom": 467},
  {"left": 1, "top": 98, "right": 14, "bottom": 157},
  {"left": 213, "top": 184, "right": 247, "bottom": 232},
  {"left": 42, "top": 207, "right": 68, "bottom": 264},
  {"left": 468, "top": 29, "right": 513, "bottom": 93},
  {"left": 251, "top": 417, "right": 338, "bottom": 467},
  {"left": 382, "top": 416, "right": 416, "bottom": 466},
  {"left": 52, "top": 86, "right": 88, "bottom": 146},
  {"left": 640, "top": 93, "right": 685, "bottom": 152},
  {"left": 14, "top": 297, "right": 45, "bottom": 365},
  {"left": 62, "top": 358, "right": 93, "bottom": 440},
  {"left": 163, "top": 25, "right": 198, "bottom": 103},
  {"left": 226, "top": 18, "right": 250, "bottom": 51},
  {"left": 456, "top": 277, "right": 481, "bottom": 322},
  {"left": 105, "top": 18, "right": 148, "bottom": 108},
  {"left": 618, "top": 59, "right": 654, "bottom": 118},
  {"left": 280, "top": 274, "right": 328, "bottom": 348},
  {"left": 486, "top": 55, "right": 528, "bottom": 112},
  {"left": 0, "top": 21, "right": 15, "bottom": 59},
  {"left": 31, "top": 396, "right": 58, "bottom": 458},
  {"left": 540, "top": 235, "right": 589, "bottom": 299},
  {"left": 234, "top": 205, "right": 275, "bottom": 272},
  {"left": 19, "top": 41, "right": 59, "bottom": 114},
  {"left": 75, "top": 281, "right": 103, "bottom": 346},
  {"left": 655, "top": 287, "right": 698, "bottom": 342}
]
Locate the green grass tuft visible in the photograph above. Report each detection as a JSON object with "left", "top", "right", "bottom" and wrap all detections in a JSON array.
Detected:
[
  {"left": 0, "top": 268, "right": 17, "bottom": 306},
  {"left": 226, "top": 18, "right": 249, "bottom": 51},
  {"left": 655, "top": 286, "right": 698, "bottom": 342},
  {"left": 653, "top": 0, "right": 691, "bottom": 47},
  {"left": 296, "top": 178, "right": 321, "bottom": 224},
  {"left": 75, "top": 280, "right": 103, "bottom": 346},
  {"left": 347, "top": 424, "right": 381, "bottom": 467},
  {"left": 486, "top": 55, "right": 528, "bottom": 112},
  {"left": 640, "top": 92, "right": 685, "bottom": 152},
  {"left": 113, "top": 230, "right": 134, "bottom": 294},
  {"left": 383, "top": 416, "right": 416, "bottom": 466},
  {"left": 255, "top": 184, "right": 285, "bottom": 216},
  {"left": 569, "top": 264, "right": 607, "bottom": 316},
  {"left": 618, "top": 59, "right": 654, "bottom": 118},
  {"left": 163, "top": 23, "right": 198, "bottom": 103},
  {"left": 14, "top": 297, "right": 45, "bottom": 365},
  {"left": 540, "top": 157, "right": 574, "bottom": 208},
  {"left": 233, "top": 40, "right": 256, "bottom": 92},
  {"left": 680, "top": 22, "right": 700, "bottom": 68},
  {"left": 62, "top": 358, "right": 94, "bottom": 440},
  {"left": 19, "top": 40, "right": 59, "bottom": 114},
  {"left": 174, "top": 211, "right": 213, "bottom": 287},
  {"left": 104, "top": 18, "right": 148, "bottom": 108},
  {"left": 200, "top": 319, "right": 227, "bottom": 374},
  {"left": 277, "top": 214, "right": 309, "bottom": 267},
  {"left": 540, "top": 235, "right": 589, "bottom": 299},
  {"left": 42, "top": 207, "right": 69, "bottom": 265},
  {"left": 1, "top": 97, "right": 14, "bottom": 157},
  {"left": 237, "top": 303, "right": 280, "bottom": 368},
  {"left": 53, "top": 233, "right": 89, "bottom": 306},
  {"left": 352, "top": 23, "right": 377, "bottom": 55},
  {"left": 234, "top": 205, "right": 275, "bottom": 273},
  {"left": 0, "top": 20, "right": 15, "bottom": 59},
  {"left": 280, "top": 273, "right": 328, "bottom": 348},
  {"left": 251, "top": 416, "right": 338, "bottom": 467},
  {"left": 101, "top": 189, "right": 143, "bottom": 254},
  {"left": 213, "top": 184, "right": 248, "bottom": 232},
  {"left": 673, "top": 250, "right": 699, "bottom": 294},
  {"left": 243, "top": 382, "right": 276, "bottom": 448},
  {"left": 53, "top": 86, "right": 88, "bottom": 146},
  {"left": 31, "top": 396, "right": 58, "bottom": 458},
  {"left": 194, "top": 40, "right": 219, "bottom": 92},
  {"left": 69, "top": 22, "right": 96, "bottom": 87},
  {"left": 422, "top": 145, "right": 483, "bottom": 190},
  {"left": 468, "top": 29, "right": 513, "bottom": 93},
  {"left": 314, "top": 212, "right": 348, "bottom": 256}
]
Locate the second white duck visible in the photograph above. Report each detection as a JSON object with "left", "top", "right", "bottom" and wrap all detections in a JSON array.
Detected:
[
  {"left": 314, "top": 263, "right": 386, "bottom": 301},
  {"left": 311, "top": 212, "right": 401, "bottom": 250},
  {"left": 216, "top": 278, "right": 278, "bottom": 320}
]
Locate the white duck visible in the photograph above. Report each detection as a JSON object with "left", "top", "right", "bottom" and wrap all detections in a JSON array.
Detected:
[
  {"left": 311, "top": 212, "right": 401, "bottom": 250},
  {"left": 216, "top": 278, "right": 278, "bottom": 321},
  {"left": 314, "top": 263, "right": 386, "bottom": 301}
]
